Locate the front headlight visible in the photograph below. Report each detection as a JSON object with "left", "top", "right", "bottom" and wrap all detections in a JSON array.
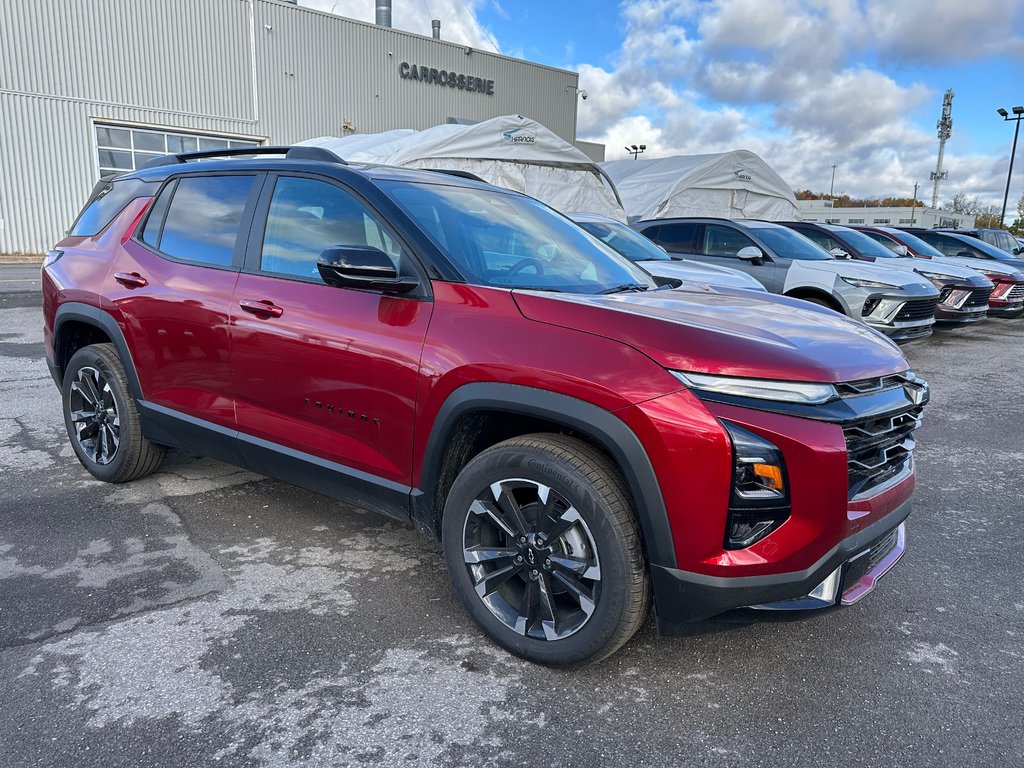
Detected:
[
  {"left": 671, "top": 371, "right": 838, "bottom": 404},
  {"left": 915, "top": 269, "right": 950, "bottom": 281},
  {"left": 840, "top": 276, "right": 901, "bottom": 289}
]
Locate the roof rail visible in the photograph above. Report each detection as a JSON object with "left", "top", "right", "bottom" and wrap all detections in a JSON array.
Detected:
[{"left": 139, "top": 145, "right": 347, "bottom": 169}]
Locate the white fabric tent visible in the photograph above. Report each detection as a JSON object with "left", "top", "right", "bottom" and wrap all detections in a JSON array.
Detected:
[
  {"left": 298, "top": 116, "right": 626, "bottom": 221},
  {"left": 600, "top": 150, "right": 799, "bottom": 222}
]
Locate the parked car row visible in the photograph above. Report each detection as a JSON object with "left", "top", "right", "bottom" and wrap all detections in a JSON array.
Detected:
[
  {"left": 571, "top": 215, "right": 1024, "bottom": 342},
  {"left": 46, "top": 147, "right": 932, "bottom": 667}
]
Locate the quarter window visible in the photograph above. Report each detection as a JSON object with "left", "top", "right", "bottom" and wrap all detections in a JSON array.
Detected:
[
  {"left": 260, "top": 176, "right": 406, "bottom": 282},
  {"left": 156, "top": 175, "right": 258, "bottom": 267}
]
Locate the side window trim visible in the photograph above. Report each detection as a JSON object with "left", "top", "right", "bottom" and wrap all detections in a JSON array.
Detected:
[
  {"left": 132, "top": 171, "right": 265, "bottom": 272},
  {"left": 243, "top": 172, "right": 432, "bottom": 298}
]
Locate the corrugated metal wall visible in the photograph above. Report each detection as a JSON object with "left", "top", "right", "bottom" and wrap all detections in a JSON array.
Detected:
[{"left": 0, "top": 0, "right": 579, "bottom": 253}]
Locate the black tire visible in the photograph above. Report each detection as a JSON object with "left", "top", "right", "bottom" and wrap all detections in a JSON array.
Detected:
[
  {"left": 441, "top": 433, "right": 649, "bottom": 667},
  {"left": 62, "top": 343, "right": 165, "bottom": 483}
]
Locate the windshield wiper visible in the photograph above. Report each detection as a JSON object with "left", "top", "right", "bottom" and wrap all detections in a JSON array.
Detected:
[{"left": 598, "top": 283, "right": 650, "bottom": 295}]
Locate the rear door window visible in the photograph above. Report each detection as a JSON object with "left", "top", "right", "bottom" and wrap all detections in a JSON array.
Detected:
[
  {"left": 651, "top": 223, "right": 699, "bottom": 252},
  {"left": 151, "top": 175, "right": 259, "bottom": 268},
  {"left": 69, "top": 177, "right": 159, "bottom": 236}
]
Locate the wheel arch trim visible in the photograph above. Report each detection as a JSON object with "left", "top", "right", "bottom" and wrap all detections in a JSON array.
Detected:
[
  {"left": 418, "top": 383, "right": 677, "bottom": 569},
  {"left": 53, "top": 302, "right": 143, "bottom": 400}
]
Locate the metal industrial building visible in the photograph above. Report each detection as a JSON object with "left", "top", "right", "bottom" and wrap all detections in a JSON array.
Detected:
[
  {"left": 797, "top": 200, "right": 975, "bottom": 229},
  {"left": 0, "top": 0, "right": 583, "bottom": 253}
]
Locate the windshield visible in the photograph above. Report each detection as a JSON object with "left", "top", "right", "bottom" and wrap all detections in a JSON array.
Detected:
[
  {"left": 933, "top": 233, "right": 1011, "bottom": 260},
  {"left": 384, "top": 182, "right": 657, "bottom": 293},
  {"left": 834, "top": 227, "right": 906, "bottom": 259},
  {"left": 891, "top": 230, "right": 945, "bottom": 259},
  {"left": 576, "top": 220, "right": 671, "bottom": 262},
  {"left": 749, "top": 226, "right": 832, "bottom": 260}
]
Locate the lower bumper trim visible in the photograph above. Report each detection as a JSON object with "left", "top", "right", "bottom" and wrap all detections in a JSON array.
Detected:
[{"left": 651, "top": 498, "right": 912, "bottom": 634}]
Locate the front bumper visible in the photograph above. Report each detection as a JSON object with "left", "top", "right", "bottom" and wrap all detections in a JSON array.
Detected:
[
  {"left": 854, "top": 286, "right": 938, "bottom": 342},
  {"left": 652, "top": 497, "right": 911, "bottom": 633}
]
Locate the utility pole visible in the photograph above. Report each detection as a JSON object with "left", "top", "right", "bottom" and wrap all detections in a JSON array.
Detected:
[
  {"left": 829, "top": 164, "right": 838, "bottom": 201},
  {"left": 997, "top": 106, "right": 1024, "bottom": 226},
  {"left": 930, "top": 89, "right": 954, "bottom": 209},
  {"left": 911, "top": 181, "right": 919, "bottom": 226}
]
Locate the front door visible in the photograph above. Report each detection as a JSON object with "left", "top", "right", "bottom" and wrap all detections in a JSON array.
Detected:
[
  {"left": 229, "top": 174, "right": 432, "bottom": 493},
  {"left": 699, "top": 223, "right": 782, "bottom": 291}
]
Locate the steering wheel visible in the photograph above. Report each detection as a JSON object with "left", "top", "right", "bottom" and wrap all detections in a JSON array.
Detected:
[{"left": 506, "top": 257, "right": 545, "bottom": 276}]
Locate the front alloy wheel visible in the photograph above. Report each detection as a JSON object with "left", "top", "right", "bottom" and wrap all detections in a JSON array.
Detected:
[
  {"left": 464, "top": 478, "right": 602, "bottom": 641},
  {"left": 442, "top": 434, "right": 649, "bottom": 667}
]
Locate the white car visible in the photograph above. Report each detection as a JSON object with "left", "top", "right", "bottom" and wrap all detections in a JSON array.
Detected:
[{"left": 569, "top": 212, "right": 767, "bottom": 293}]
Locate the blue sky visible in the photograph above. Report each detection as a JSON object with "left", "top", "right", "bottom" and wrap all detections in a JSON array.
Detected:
[{"left": 309, "top": 1, "right": 1024, "bottom": 213}]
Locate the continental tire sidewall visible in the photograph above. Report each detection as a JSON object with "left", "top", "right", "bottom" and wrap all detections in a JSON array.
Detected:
[{"left": 442, "top": 441, "right": 641, "bottom": 667}]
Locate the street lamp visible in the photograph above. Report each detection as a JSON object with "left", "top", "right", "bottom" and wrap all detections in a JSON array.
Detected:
[
  {"left": 625, "top": 144, "right": 646, "bottom": 159},
  {"left": 997, "top": 106, "right": 1024, "bottom": 226}
]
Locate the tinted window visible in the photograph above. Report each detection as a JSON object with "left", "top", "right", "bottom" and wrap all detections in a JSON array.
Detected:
[
  {"left": 795, "top": 228, "right": 840, "bottom": 252},
  {"left": 832, "top": 227, "right": 902, "bottom": 259},
  {"left": 861, "top": 230, "right": 905, "bottom": 254},
  {"left": 577, "top": 221, "right": 670, "bottom": 262},
  {"left": 746, "top": 225, "right": 832, "bottom": 260},
  {"left": 703, "top": 224, "right": 756, "bottom": 257},
  {"left": 159, "top": 175, "right": 257, "bottom": 267},
  {"left": 260, "top": 176, "right": 406, "bottom": 281},
  {"left": 651, "top": 223, "right": 698, "bottom": 251},
  {"left": 140, "top": 180, "right": 174, "bottom": 248},
  {"left": 982, "top": 230, "right": 1019, "bottom": 253},
  {"left": 891, "top": 231, "right": 945, "bottom": 259},
  {"left": 385, "top": 182, "right": 654, "bottom": 294},
  {"left": 69, "top": 177, "right": 158, "bottom": 236},
  {"left": 918, "top": 232, "right": 993, "bottom": 259}
]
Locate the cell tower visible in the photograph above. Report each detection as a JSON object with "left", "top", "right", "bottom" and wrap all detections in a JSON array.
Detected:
[{"left": 930, "top": 89, "right": 954, "bottom": 209}]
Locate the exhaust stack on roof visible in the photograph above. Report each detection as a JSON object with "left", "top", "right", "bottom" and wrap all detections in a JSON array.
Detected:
[
  {"left": 432, "top": 19, "right": 441, "bottom": 39},
  {"left": 375, "top": 0, "right": 392, "bottom": 27}
]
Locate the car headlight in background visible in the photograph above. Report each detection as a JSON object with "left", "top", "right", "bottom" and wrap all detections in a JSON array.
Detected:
[
  {"left": 671, "top": 371, "right": 837, "bottom": 405},
  {"left": 914, "top": 269, "right": 950, "bottom": 281},
  {"left": 840, "top": 276, "right": 902, "bottom": 289}
]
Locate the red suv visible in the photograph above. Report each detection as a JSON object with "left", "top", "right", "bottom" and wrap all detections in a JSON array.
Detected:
[{"left": 43, "top": 147, "right": 928, "bottom": 666}]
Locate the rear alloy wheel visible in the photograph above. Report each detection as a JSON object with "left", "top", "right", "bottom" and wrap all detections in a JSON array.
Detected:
[
  {"left": 442, "top": 434, "right": 649, "bottom": 666},
  {"left": 62, "top": 343, "right": 165, "bottom": 483}
]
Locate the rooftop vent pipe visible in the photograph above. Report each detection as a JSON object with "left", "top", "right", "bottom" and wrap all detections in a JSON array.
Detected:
[
  {"left": 375, "top": 0, "right": 392, "bottom": 27},
  {"left": 432, "top": 19, "right": 441, "bottom": 39}
]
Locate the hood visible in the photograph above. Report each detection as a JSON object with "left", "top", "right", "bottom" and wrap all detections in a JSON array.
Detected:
[
  {"left": 513, "top": 288, "right": 908, "bottom": 384},
  {"left": 866, "top": 257, "right": 991, "bottom": 285},
  {"left": 800, "top": 258, "right": 933, "bottom": 289},
  {"left": 930, "top": 256, "right": 1024, "bottom": 281},
  {"left": 639, "top": 259, "right": 767, "bottom": 292}
]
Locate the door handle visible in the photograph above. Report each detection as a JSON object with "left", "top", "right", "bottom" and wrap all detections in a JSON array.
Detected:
[
  {"left": 113, "top": 272, "right": 148, "bottom": 289},
  {"left": 239, "top": 299, "right": 284, "bottom": 318}
]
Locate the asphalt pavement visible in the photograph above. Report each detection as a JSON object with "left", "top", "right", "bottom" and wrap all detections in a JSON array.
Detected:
[{"left": 1, "top": 270, "right": 1022, "bottom": 767}]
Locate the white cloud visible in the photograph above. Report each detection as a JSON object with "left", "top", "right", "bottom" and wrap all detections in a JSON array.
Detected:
[{"left": 298, "top": 0, "right": 500, "bottom": 51}]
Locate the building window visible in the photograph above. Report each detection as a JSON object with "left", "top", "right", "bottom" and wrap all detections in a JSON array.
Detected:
[
  {"left": 847, "top": 218, "right": 864, "bottom": 224},
  {"left": 873, "top": 218, "right": 891, "bottom": 224},
  {"left": 94, "top": 124, "right": 260, "bottom": 177},
  {"left": 825, "top": 218, "right": 841, "bottom": 224},
  {"left": 898, "top": 218, "right": 913, "bottom": 224}
]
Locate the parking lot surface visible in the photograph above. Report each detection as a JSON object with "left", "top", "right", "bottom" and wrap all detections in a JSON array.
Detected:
[{"left": 1, "top": 279, "right": 1021, "bottom": 768}]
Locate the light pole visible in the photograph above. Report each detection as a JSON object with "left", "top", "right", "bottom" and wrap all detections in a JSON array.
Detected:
[
  {"left": 997, "top": 106, "right": 1024, "bottom": 226},
  {"left": 910, "top": 181, "right": 919, "bottom": 226},
  {"left": 625, "top": 144, "right": 646, "bottom": 160},
  {"left": 829, "top": 164, "right": 838, "bottom": 200}
]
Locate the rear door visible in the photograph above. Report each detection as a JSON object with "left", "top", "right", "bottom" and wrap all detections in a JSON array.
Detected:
[
  {"left": 229, "top": 173, "right": 432, "bottom": 492},
  {"left": 112, "top": 172, "right": 262, "bottom": 431}
]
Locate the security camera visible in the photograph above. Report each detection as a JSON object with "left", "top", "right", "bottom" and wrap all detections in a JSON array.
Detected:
[{"left": 580, "top": 90, "right": 588, "bottom": 100}]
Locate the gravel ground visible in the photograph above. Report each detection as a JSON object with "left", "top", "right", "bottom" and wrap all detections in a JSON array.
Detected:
[{"left": 1, "top": 280, "right": 1021, "bottom": 768}]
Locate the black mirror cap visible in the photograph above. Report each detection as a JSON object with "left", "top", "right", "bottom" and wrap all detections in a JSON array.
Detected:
[{"left": 316, "top": 246, "right": 419, "bottom": 294}]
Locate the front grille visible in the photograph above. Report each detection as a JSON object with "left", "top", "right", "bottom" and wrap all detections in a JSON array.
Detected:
[
  {"left": 962, "top": 287, "right": 993, "bottom": 309},
  {"left": 836, "top": 372, "right": 927, "bottom": 498},
  {"left": 1007, "top": 284, "right": 1024, "bottom": 303},
  {"left": 844, "top": 405, "right": 923, "bottom": 497},
  {"left": 894, "top": 297, "right": 939, "bottom": 322}
]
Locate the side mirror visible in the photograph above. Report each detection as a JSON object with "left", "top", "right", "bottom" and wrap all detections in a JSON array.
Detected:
[
  {"left": 829, "top": 247, "right": 851, "bottom": 259},
  {"left": 893, "top": 244, "right": 910, "bottom": 256},
  {"left": 317, "top": 246, "right": 418, "bottom": 293},
  {"left": 1013, "top": 247, "right": 1023, "bottom": 255},
  {"left": 736, "top": 246, "right": 765, "bottom": 265}
]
